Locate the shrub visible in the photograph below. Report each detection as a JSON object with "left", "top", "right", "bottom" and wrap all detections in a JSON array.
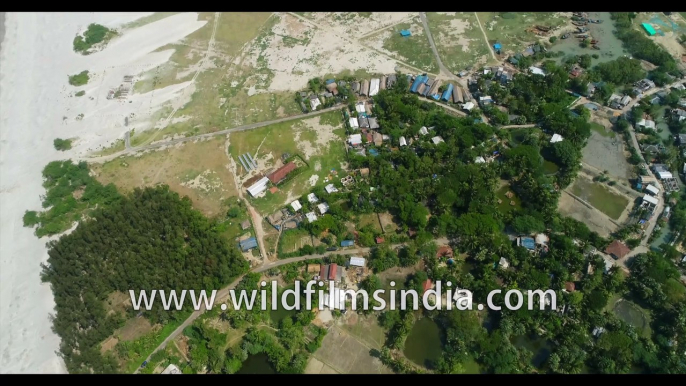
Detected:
[
  {"left": 75, "top": 90, "right": 85, "bottom": 97},
  {"left": 53, "top": 138, "right": 72, "bottom": 151},
  {"left": 68, "top": 71, "right": 89, "bottom": 86},
  {"left": 73, "top": 24, "right": 113, "bottom": 54}
]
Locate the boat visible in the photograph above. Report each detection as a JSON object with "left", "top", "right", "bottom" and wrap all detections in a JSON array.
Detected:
[
  {"left": 576, "top": 34, "right": 589, "bottom": 39},
  {"left": 590, "top": 39, "right": 599, "bottom": 44},
  {"left": 572, "top": 21, "right": 587, "bottom": 27},
  {"left": 592, "top": 45, "right": 601, "bottom": 50}
]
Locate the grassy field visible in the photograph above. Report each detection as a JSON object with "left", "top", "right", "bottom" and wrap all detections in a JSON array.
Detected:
[
  {"left": 279, "top": 229, "right": 313, "bottom": 253},
  {"left": 590, "top": 122, "right": 616, "bottom": 138},
  {"left": 476, "top": 12, "right": 568, "bottom": 55},
  {"left": 215, "top": 196, "right": 252, "bottom": 242},
  {"left": 356, "top": 213, "right": 383, "bottom": 232},
  {"left": 228, "top": 112, "right": 347, "bottom": 215},
  {"left": 570, "top": 178, "right": 629, "bottom": 220},
  {"left": 365, "top": 19, "right": 439, "bottom": 73},
  {"left": 612, "top": 299, "right": 652, "bottom": 337},
  {"left": 425, "top": 12, "right": 493, "bottom": 72},
  {"left": 91, "top": 136, "right": 238, "bottom": 218},
  {"left": 339, "top": 314, "right": 387, "bottom": 350}
]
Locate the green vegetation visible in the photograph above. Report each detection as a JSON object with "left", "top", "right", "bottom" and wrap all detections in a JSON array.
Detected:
[
  {"left": 53, "top": 138, "right": 72, "bottom": 151},
  {"left": 68, "top": 71, "right": 90, "bottom": 86},
  {"left": 75, "top": 90, "right": 86, "bottom": 97},
  {"left": 570, "top": 178, "right": 628, "bottom": 220},
  {"left": 73, "top": 23, "right": 115, "bottom": 54},
  {"left": 22, "top": 161, "right": 120, "bottom": 237},
  {"left": 376, "top": 21, "right": 439, "bottom": 73},
  {"left": 38, "top": 183, "right": 248, "bottom": 373}
]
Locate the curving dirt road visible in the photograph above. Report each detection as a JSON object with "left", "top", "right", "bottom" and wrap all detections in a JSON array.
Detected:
[{"left": 473, "top": 12, "right": 496, "bottom": 62}]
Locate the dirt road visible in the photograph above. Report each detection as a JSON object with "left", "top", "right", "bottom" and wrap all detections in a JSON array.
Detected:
[
  {"left": 474, "top": 12, "right": 496, "bottom": 61},
  {"left": 133, "top": 237, "right": 450, "bottom": 372},
  {"left": 424, "top": 98, "right": 466, "bottom": 116},
  {"left": 418, "top": 12, "right": 457, "bottom": 81},
  {"left": 85, "top": 105, "right": 346, "bottom": 163}
]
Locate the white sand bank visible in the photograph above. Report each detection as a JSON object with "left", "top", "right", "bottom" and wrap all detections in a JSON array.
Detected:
[{"left": 0, "top": 12, "right": 206, "bottom": 373}]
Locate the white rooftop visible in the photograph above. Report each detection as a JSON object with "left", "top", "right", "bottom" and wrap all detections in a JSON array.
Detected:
[
  {"left": 355, "top": 102, "right": 366, "bottom": 113},
  {"left": 310, "top": 97, "right": 321, "bottom": 110},
  {"left": 643, "top": 194, "right": 658, "bottom": 205},
  {"left": 307, "top": 193, "right": 319, "bottom": 203},
  {"left": 419, "top": 126, "right": 429, "bottom": 135},
  {"left": 657, "top": 171, "right": 673, "bottom": 179},
  {"left": 348, "top": 133, "right": 362, "bottom": 145},
  {"left": 529, "top": 66, "right": 545, "bottom": 75},
  {"left": 349, "top": 256, "right": 366, "bottom": 267},
  {"left": 475, "top": 156, "right": 486, "bottom": 164},
  {"left": 499, "top": 257, "right": 509, "bottom": 269},
  {"left": 317, "top": 202, "right": 330, "bottom": 214},
  {"left": 645, "top": 184, "right": 659, "bottom": 195},
  {"left": 305, "top": 212, "right": 317, "bottom": 223},
  {"left": 462, "top": 102, "right": 475, "bottom": 111},
  {"left": 349, "top": 117, "right": 359, "bottom": 128},
  {"left": 550, "top": 134, "right": 563, "bottom": 143},
  {"left": 431, "top": 136, "right": 444, "bottom": 144},
  {"left": 399, "top": 136, "right": 407, "bottom": 146},
  {"left": 325, "top": 184, "right": 338, "bottom": 194},
  {"left": 291, "top": 200, "right": 302, "bottom": 211},
  {"left": 246, "top": 176, "right": 270, "bottom": 197},
  {"left": 637, "top": 118, "right": 656, "bottom": 129}
]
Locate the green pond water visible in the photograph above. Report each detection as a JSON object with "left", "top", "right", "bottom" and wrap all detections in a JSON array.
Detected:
[
  {"left": 237, "top": 353, "right": 276, "bottom": 374},
  {"left": 403, "top": 317, "right": 443, "bottom": 369},
  {"left": 511, "top": 334, "right": 553, "bottom": 368},
  {"left": 496, "top": 185, "right": 522, "bottom": 213},
  {"left": 552, "top": 12, "right": 628, "bottom": 65},
  {"left": 542, "top": 160, "right": 560, "bottom": 175}
]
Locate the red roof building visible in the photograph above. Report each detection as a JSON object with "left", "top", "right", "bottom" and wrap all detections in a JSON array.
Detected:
[
  {"left": 319, "top": 265, "right": 328, "bottom": 279},
  {"left": 423, "top": 279, "right": 433, "bottom": 294},
  {"left": 267, "top": 162, "right": 297, "bottom": 184},
  {"left": 375, "top": 237, "right": 385, "bottom": 244},
  {"left": 328, "top": 263, "right": 338, "bottom": 280},
  {"left": 436, "top": 246, "right": 454, "bottom": 258},
  {"left": 565, "top": 282, "right": 576, "bottom": 292},
  {"left": 605, "top": 240, "right": 631, "bottom": 260}
]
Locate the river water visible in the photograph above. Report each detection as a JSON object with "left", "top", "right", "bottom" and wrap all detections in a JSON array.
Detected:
[{"left": 552, "top": 12, "right": 628, "bottom": 64}]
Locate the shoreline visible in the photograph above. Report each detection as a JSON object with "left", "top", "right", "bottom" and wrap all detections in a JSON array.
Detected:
[{"left": 0, "top": 12, "right": 206, "bottom": 374}]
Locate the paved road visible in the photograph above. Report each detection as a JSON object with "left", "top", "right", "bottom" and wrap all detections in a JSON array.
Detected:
[
  {"left": 134, "top": 237, "right": 450, "bottom": 372},
  {"left": 418, "top": 12, "right": 456, "bottom": 81},
  {"left": 86, "top": 105, "right": 346, "bottom": 163}
]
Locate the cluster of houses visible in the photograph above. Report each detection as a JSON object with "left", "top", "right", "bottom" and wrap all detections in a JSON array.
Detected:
[
  {"left": 407, "top": 73, "right": 472, "bottom": 105},
  {"left": 652, "top": 164, "right": 680, "bottom": 193},
  {"left": 607, "top": 93, "right": 633, "bottom": 110},
  {"left": 288, "top": 192, "right": 331, "bottom": 225},
  {"left": 310, "top": 256, "right": 372, "bottom": 311},
  {"left": 350, "top": 74, "right": 397, "bottom": 98},
  {"left": 245, "top": 159, "right": 300, "bottom": 198},
  {"left": 507, "top": 43, "right": 547, "bottom": 65}
]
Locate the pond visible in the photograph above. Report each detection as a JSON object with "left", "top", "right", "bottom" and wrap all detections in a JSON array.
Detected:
[
  {"left": 552, "top": 12, "right": 628, "bottom": 65},
  {"left": 403, "top": 317, "right": 443, "bottom": 369},
  {"left": 650, "top": 223, "right": 674, "bottom": 251},
  {"left": 511, "top": 334, "right": 553, "bottom": 369},
  {"left": 237, "top": 353, "right": 276, "bottom": 374},
  {"left": 613, "top": 299, "right": 649, "bottom": 334},
  {"left": 542, "top": 160, "right": 560, "bottom": 175}
]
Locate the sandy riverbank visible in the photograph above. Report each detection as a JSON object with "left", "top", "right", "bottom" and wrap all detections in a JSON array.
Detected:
[{"left": 0, "top": 12, "right": 207, "bottom": 373}]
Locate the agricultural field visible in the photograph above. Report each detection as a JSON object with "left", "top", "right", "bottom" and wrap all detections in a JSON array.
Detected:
[
  {"left": 558, "top": 192, "right": 618, "bottom": 238},
  {"left": 361, "top": 16, "right": 439, "bottom": 73},
  {"left": 308, "top": 325, "right": 392, "bottom": 374},
  {"left": 91, "top": 136, "right": 238, "bottom": 218},
  {"left": 477, "top": 12, "right": 569, "bottom": 55},
  {"left": 425, "top": 12, "right": 493, "bottom": 73},
  {"left": 227, "top": 111, "right": 347, "bottom": 215},
  {"left": 569, "top": 177, "right": 630, "bottom": 221},
  {"left": 279, "top": 229, "right": 314, "bottom": 254}
]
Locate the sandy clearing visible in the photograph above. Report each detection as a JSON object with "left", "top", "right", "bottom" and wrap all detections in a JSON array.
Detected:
[
  {"left": 0, "top": 12, "right": 207, "bottom": 374},
  {"left": 249, "top": 14, "right": 403, "bottom": 92}
]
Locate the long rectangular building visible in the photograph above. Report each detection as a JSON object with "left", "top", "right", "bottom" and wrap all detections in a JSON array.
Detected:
[
  {"left": 268, "top": 162, "right": 297, "bottom": 184},
  {"left": 452, "top": 85, "right": 464, "bottom": 103},
  {"left": 369, "top": 78, "right": 380, "bottom": 96},
  {"left": 246, "top": 176, "right": 269, "bottom": 197}
]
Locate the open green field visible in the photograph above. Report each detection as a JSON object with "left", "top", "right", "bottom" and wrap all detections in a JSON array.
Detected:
[
  {"left": 476, "top": 12, "right": 568, "bottom": 55},
  {"left": 425, "top": 12, "right": 493, "bottom": 72},
  {"left": 612, "top": 299, "right": 652, "bottom": 337},
  {"left": 570, "top": 177, "right": 629, "bottom": 220},
  {"left": 356, "top": 213, "right": 383, "bottom": 233},
  {"left": 590, "top": 122, "right": 616, "bottom": 138},
  {"left": 363, "top": 19, "right": 439, "bottom": 73},
  {"left": 339, "top": 314, "right": 387, "bottom": 350},
  {"left": 228, "top": 111, "right": 347, "bottom": 215},
  {"left": 279, "top": 229, "right": 313, "bottom": 254}
]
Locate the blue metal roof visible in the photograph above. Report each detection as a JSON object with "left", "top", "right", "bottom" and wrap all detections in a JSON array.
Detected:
[
  {"left": 368, "top": 148, "right": 379, "bottom": 156},
  {"left": 341, "top": 240, "right": 354, "bottom": 247},
  {"left": 494, "top": 43, "right": 502, "bottom": 50},
  {"left": 441, "top": 83, "right": 453, "bottom": 101},
  {"left": 521, "top": 237, "right": 535, "bottom": 250},
  {"left": 400, "top": 29, "right": 411, "bottom": 37},
  {"left": 410, "top": 75, "right": 425, "bottom": 93},
  {"left": 239, "top": 237, "right": 258, "bottom": 251},
  {"left": 325, "top": 79, "right": 335, "bottom": 85}
]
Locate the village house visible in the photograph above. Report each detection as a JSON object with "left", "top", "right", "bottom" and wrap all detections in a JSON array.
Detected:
[
  {"left": 348, "top": 117, "right": 359, "bottom": 129},
  {"left": 636, "top": 118, "right": 656, "bottom": 130},
  {"left": 317, "top": 202, "right": 329, "bottom": 214},
  {"left": 305, "top": 212, "right": 317, "bottom": 223},
  {"left": 246, "top": 176, "right": 270, "bottom": 197},
  {"left": 240, "top": 220, "right": 251, "bottom": 230},
  {"left": 309, "top": 95, "right": 321, "bottom": 110},
  {"left": 604, "top": 240, "right": 630, "bottom": 260},
  {"left": 674, "top": 109, "right": 686, "bottom": 122},
  {"left": 307, "top": 193, "right": 319, "bottom": 203},
  {"left": 436, "top": 245, "right": 453, "bottom": 259},
  {"left": 635, "top": 78, "right": 656, "bottom": 92},
  {"left": 268, "top": 162, "right": 297, "bottom": 185},
  {"left": 348, "top": 133, "right": 362, "bottom": 147},
  {"left": 290, "top": 199, "right": 302, "bottom": 212},
  {"left": 325, "top": 184, "right": 338, "bottom": 194},
  {"left": 678, "top": 133, "right": 686, "bottom": 147}
]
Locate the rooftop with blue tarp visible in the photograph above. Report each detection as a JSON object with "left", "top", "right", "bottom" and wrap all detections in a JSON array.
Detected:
[
  {"left": 239, "top": 237, "right": 258, "bottom": 251},
  {"left": 341, "top": 240, "right": 354, "bottom": 247},
  {"left": 400, "top": 29, "right": 411, "bottom": 37},
  {"left": 519, "top": 237, "right": 535, "bottom": 250},
  {"left": 441, "top": 83, "right": 454, "bottom": 101},
  {"left": 368, "top": 148, "right": 379, "bottom": 156},
  {"left": 325, "top": 79, "right": 335, "bottom": 85},
  {"left": 410, "top": 75, "right": 426, "bottom": 93},
  {"left": 493, "top": 43, "right": 502, "bottom": 50}
]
